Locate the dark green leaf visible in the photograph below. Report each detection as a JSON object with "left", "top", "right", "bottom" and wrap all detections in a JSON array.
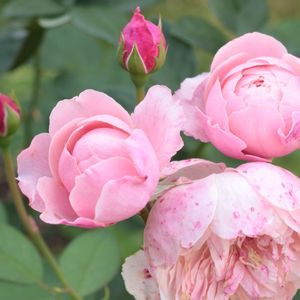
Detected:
[
  {"left": 209, "top": 0, "right": 268, "bottom": 34},
  {"left": 71, "top": 5, "right": 127, "bottom": 45},
  {"left": 10, "top": 22, "right": 45, "bottom": 70},
  {"left": 169, "top": 16, "right": 227, "bottom": 52},
  {"left": 263, "top": 19, "right": 300, "bottom": 56},
  {"left": 0, "top": 282, "right": 54, "bottom": 300},
  {"left": 0, "top": 25, "right": 28, "bottom": 74},
  {"left": 99, "top": 0, "right": 159, "bottom": 12},
  {"left": 0, "top": 203, "right": 8, "bottom": 224},
  {"left": 0, "top": 224, "right": 43, "bottom": 284},
  {"left": 151, "top": 33, "right": 197, "bottom": 91},
  {"left": 60, "top": 229, "right": 120, "bottom": 297},
  {"left": 3, "top": 0, "right": 65, "bottom": 18}
]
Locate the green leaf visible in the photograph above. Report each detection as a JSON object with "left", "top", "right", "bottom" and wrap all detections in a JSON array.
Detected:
[
  {"left": 263, "top": 19, "right": 300, "bottom": 56},
  {"left": 0, "top": 224, "right": 43, "bottom": 284},
  {"left": 3, "top": 0, "right": 65, "bottom": 18},
  {"left": 71, "top": 5, "right": 127, "bottom": 45},
  {"left": 169, "top": 16, "right": 227, "bottom": 52},
  {"left": 60, "top": 229, "right": 120, "bottom": 297},
  {"left": 151, "top": 32, "right": 197, "bottom": 91},
  {"left": 0, "top": 282, "right": 54, "bottom": 300},
  {"left": 294, "top": 290, "right": 300, "bottom": 300},
  {"left": 209, "top": 0, "right": 268, "bottom": 34},
  {"left": 0, "top": 203, "right": 8, "bottom": 224},
  {"left": 99, "top": 0, "right": 159, "bottom": 12},
  {"left": 0, "top": 25, "right": 28, "bottom": 74}
]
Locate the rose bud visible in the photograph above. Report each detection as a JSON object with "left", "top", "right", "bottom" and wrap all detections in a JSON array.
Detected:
[
  {"left": 176, "top": 32, "right": 300, "bottom": 161},
  {"left": 117, "top": 7, "right": 167, "bottom": 75},
  {"left": 0, "top": 93, "right": 20, "bottom": 144}
]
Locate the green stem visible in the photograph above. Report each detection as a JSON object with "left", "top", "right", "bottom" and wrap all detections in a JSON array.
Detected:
[
  {"left": 1, "top": 147, "right": 83, "bottom": 300},
  {"left": 135, "top": 85, "right": 145, "bottom": 104},
  {"left": 102, "top": 285, "right": 110, "bottom": 300},
  {"left": 24, "top": 51, "right": 41, "bottom": 147}
]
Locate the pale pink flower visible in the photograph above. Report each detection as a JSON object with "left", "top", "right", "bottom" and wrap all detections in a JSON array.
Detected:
[
  {"left": 123, "top": 160, "right": 300, "bottom": 299},
  {"left": 17, "top": 86, "right": 183, "bottom": 227},
  {"left": 176, "top": 32, "right": 300, "bottom": 161}
]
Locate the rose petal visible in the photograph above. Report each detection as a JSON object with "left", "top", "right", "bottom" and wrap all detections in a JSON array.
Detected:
[
  {"left": 95, "top": 129, "right": 159, "bottom": 224},
  {"left": 49, "top": 89, "right": 132, "bottom": 136},
  {"left": 122, "top": 250, "right": 160, "bottom": 300},
  {"left": 210, "top": 171, "right": 272, "bottom": 239},
  {"left": 17, "top": 133, "right": 51, "bottom": 211},
  {"left": 145, "top": 177, "right": 218, "bottom": 267},
  {"left": 132, "top": 85, "right": 184, "bottom": 169},
  {"left": 237, "top": 163, "right": 300, "bottom": 211},
  {"left": 37, "top": 177, "right": 77, "bottom": 224},
  {"left": 211, "top": 32, "right": 287, "bottom": 70},
  {"left": 228, "top": 104, "right": 285, "bottom": 158},
  {"left": 70, "top": 157, "right": 137, "bottom": 220}
]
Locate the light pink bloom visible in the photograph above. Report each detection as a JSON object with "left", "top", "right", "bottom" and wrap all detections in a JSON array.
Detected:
[
  {"left": 17, "top": 86, "right": 183, "bottom": 227},
  {"left": 119, "top": 7, "right": 167, "bottom": 74},
  {"left": 176, "top": 32, "right": 300, "bottom": 161},
  {"left": 123, "top": 160, "right": 300, "bottom": 299}
]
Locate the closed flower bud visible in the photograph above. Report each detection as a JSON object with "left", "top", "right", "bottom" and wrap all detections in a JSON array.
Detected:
[
  {"left": 0, "top": 94, "right": 20, "bottom": 143},
  {"left": 118, "top": 7, "right": 167, "bottom": 75}
]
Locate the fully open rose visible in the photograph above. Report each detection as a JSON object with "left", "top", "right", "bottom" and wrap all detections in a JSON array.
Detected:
[
  {"left": 123, "top": 160, "right": 300, "bottom": 299},
  {"left": 176, "top": 32, "right": 300, "bottom": 161},
  {"left": 17, "top": 86, "right": 183, "bottom": 227}
]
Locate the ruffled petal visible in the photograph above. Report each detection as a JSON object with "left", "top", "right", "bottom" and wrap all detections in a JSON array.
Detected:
[
  {"left": 211, "top": 32, "right": 287, "bottom": 70},
  {"left": 132, "top": 85, "right": 184, "bottom": 169},
  {"left": 210, "top": 172, "right": 272, "bottom": 239},
  {"left": 17, "top": 133, "right": 51, "bottom": 211},
  {"left": 95, "top": 129, "right": 160, "bottom": 225},
  {"left": 37, "top": 177, "right": 77, "bottom": 224},
  {"left": 145, "top": 177, "right": 218, "bottom": 267},
  {"left": 122, "top": 250, "right": 160, "bottom": 300},
  {"left": 49, "top": 89, "right": 132, "bottom": 136},
  {"left": 70, "top": 157, "right": 137, "bottom": 220}
]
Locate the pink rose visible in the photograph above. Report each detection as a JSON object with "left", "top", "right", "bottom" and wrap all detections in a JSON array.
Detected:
[
  {"left": 176, "top": 32, "right": 300, "bottom": 161},
  {"left": 122, "top": 160, "right": 300, "bottom": 299},
  {"left": 118, "top": 7, "right": 167, "bottom": 74},
  {"left": 17, "top": 86, "right": 183, "bottom": 227}
]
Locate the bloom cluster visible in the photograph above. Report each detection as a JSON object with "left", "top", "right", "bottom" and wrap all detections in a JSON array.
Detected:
[{"left": 16, "top": 9, "right": 300, "bottom": 300}]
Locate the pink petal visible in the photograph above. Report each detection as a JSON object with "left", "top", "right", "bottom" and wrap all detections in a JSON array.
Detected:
[
  {"left": 199, "top": 110, "right": 268, "bottom": 161},
  {"left": 17, "top": 133, "right": 51, "bottom": 211},
  {"left": 95, "top": 129, "right": 160, "bottom": 224},
  {"left": 122, "top": 250, "right": 160, "bottom": 300},
  {"left": 49, "top": 89, "right": 132, "bottom": 136},
  {"left": 211, "top": 33, "right": 287, "bottom": 71},
  {"left": 132, "top": 85, "right": 184, "bottom": 169},
  {"left": 37, "top": 177, "right": 77, "bottom": 224},
  {"left": 228, "top": 104, "right": 285, "bottom": 158},
  {"left": 237, "top": 163, "right": 300, "bottom": 211},
  {"left": 210, "top": 172, "right": 272, "bottom": 239},
  {"left": 70, "top": 157, "right": 137, "bottom": 220},
  {"left": 161, "top": 159, "right": 226, "bottom": 182},
  {"left": 205, "top": 80, "right": 229, "bottom": 130},
  {"left": 145, "top": 177, "right": 218, "bottom": 267}
]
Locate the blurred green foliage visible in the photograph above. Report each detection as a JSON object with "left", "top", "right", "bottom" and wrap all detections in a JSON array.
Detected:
[{"left": 1, "top": 0, "right": 300, "bottom": 299}]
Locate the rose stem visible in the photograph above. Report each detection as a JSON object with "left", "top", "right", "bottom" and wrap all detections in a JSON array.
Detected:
[{"left": 1, "top": 146, "right": 83, "bottom": 300}]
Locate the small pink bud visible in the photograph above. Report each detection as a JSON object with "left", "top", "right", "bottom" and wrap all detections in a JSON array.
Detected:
[
  {"left": 0, "top": 94, "right": 20, "bottom": 139},
  {"left": 118, "top": 7, "right": 167, "bottom": 75}
]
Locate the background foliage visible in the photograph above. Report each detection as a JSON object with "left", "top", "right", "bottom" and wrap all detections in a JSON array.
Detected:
[{"left": 1, "top": 0, "right": 300, "bottom": 299}]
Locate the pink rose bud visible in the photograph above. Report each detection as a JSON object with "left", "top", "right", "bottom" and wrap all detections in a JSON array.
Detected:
[
  {"left": 123, "top": 160, "right": 300, "bottom": 299},
  {"left": 117, "top": 7, "right": 167, "bottom": 75},
  {"left": 0, "top": 93, "right": 20, "bottom": 142},
  {"left": 176, "top": 32, "right": 300, "bottom": 161}
]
